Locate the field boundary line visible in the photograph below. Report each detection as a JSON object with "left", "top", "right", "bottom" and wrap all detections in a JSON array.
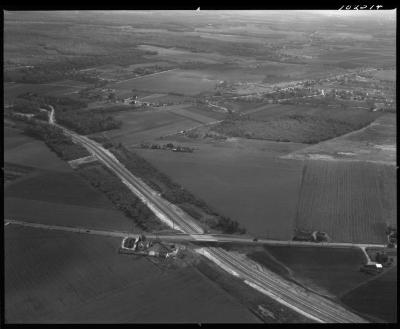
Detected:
[
  {"left": 112, "top": 68, "right": 177, "bottom": 85},
  {"left": 337, "top": 266, "right": 396, "bottom": 299}
]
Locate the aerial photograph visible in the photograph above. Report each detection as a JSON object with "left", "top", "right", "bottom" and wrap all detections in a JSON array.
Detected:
[{"left": 3, "top": 9, "right": 397, "bottom": 323}]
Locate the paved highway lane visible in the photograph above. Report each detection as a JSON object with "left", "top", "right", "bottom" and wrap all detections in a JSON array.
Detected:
[{"left": 202, "top": 247, "right": 366, "bottom": 323}]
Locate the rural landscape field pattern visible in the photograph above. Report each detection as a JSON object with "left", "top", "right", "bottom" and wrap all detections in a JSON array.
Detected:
[{"left": 4, "top": 10, "right": 396, "bottom": 323}]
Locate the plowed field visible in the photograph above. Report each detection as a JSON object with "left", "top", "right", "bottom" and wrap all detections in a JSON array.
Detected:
[{"left": 295, "top": 160, "right": 396, "bottom": 243}]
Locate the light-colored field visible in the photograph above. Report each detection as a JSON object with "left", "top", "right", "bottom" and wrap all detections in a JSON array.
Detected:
[
  {"left": 5, "top": 226, "right": 260, "bottom": 323},
  {"left": 109, "top": 69, "right": 218, "bottom": 96},
  {"left": 139, "top": 93, "right": 191, "bottom": 104},
  {"left": 127, "top": 27, "right": 269, "bottom": 44},
  {"left": 295, "top": 160, "right": 396, "bottom": 244},
  {"left": 137, "top": 44, "right": 225, "bottom": 64},
  {"left": 124, "top": 61, "right": 174, "bottom": 70},
  {"left": 371, "top": 69, "right": 396, "bottom": 82},
  {"left": 317, "top": 45, "right": 395, "bottom": 68},
  {"left": 194, "top": 24, "right": 306, "bottom": 40},
  {"left": 135, "top": 139, "right": 307, "bottom": 240},
  {"left": 182, "top": 66, "right": 266, "bottom": 83},
  {"left": 103, "top": 106, "right": 211, "bottom": 144},
  {"left": 167, "top": 106, "right": 219, "bottom": 124},
  {"left": 138, "top": 93, "right": 168, "bottom": 101},
  {"left": 230, "top": 63, "right": 345, "bottom": 86},
  {"left": 89, "top": 62, "right": 176, "bottom": 81},
  {"left": 185, "top": 105, "right": 228, "bottom": 120},
  {"left": 284, "top": 114, "right": 396, "bottom": 165}
]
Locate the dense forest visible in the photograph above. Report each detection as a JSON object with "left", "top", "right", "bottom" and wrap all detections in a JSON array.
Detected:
[{"left": 15, "top": 93, "right": 122, "bottom": 134}]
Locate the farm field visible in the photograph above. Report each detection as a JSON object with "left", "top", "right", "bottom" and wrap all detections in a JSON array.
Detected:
[
  {"left": 216, "top": 100, "right": 273, "bottom": 115},
  {"left": 4, "top": 162, "right": 36, "bottom": 185},
  {"left": 284, "top": 114, "right": 396, "bottom": 165},
  {"left": 246, "top": 244, "right": 396, "bottom": 322},
  {"left": 3, "top": 10, "right": 396, "bottom": 324},
  {"left": 5, "top": 169, "right": 118, "bottom": 210},
  {"left": 91, "top": 61, "right": 176, "bottom": 80},
  {"left": 109, "top": 69, "right": 219, "bottom": 97},
  {"left": 4, "top": 80, "right": 90, "bottom": 104},
  {"left": 184, "top": 105, "right": 227, "bottom": 120},
  {"left": 103, "top": 107, "right": 206, "bottom": 145},
  {"left": 219, "top": 242, "right": 388, "bottom": 318},
  {"left": 212, "top": 104, "right": 382, "bottom": 144},
  {"left": 4, "top": 197, "right": 137, "bottom": 232},
  {"left": 371, "top": 69, "right": 396, "bottom": 82},
  {"left": 179, "top": 65, "right": 268, "bottom": 83},
  {"left": 138, "top": 93, "right": 192, "bottom": 104},
  {"left": 317, "top": 45, "right": 395, "bottom": 68},
  {"left": 4, "top": 125, "right": 138, "bottom": 231},
  {"left": 295, "top": 160, "right": 396, "bottom": 244},
  {"left": 166, "top": 106, "right": 220, "bottom": 124},
  {"left": 341, "top": 266, "right": 397, "bottom": 323},
  {"left": 4, "top": 226, "right": 260, "bottom": 323},
  {"left": 124, "top": 61, "right": 175, "bottom": 70},
  {"left": 137, "top": 44, "right": 230, "bottom": 64},
  {"left": 129, "top": 26, "right": 275, "bottom": 45},
  {"left": 261, "top": 246, "right": 369, "bottom": 297},
  {"left": 161, "top": 133, "right": 308, "bottom": 155},
  {"left": 4, "top": 126, "right": 71, "bottom": 172},
  {"left": 247, "top": 244, "right": 397, "bottom": 322},
  {"left": 135, "top": 140, "right": 306, "bottom": 240},
  {"left": 255, "top": 63, "right": 345, "bottom": 83},
  {"left": 247, "top": 104, "right": 378, "bottom": 121}
]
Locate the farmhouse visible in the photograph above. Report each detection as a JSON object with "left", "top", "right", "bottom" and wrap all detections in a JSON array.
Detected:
[
  {"left": 372, "top": 102, "right": 385, "bottom": 111},
  {"left": 123, "top": 95, "right": 138, "bottom": 104},
  {"left": 361, "top": 262, "right": 383, "bottom": 274}
]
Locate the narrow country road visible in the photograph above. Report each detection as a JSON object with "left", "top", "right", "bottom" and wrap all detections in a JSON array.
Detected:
[{"left": 4, "top": 218, "right": 386, "bottom": 251}]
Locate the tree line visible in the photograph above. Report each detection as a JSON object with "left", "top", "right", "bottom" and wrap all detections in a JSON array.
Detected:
[
  {"left": 17, "top": 93, "right": 122, "bottom": 134},
  {"left": 23, "top": 121, "right": 90, "bottom": 161},
  {"left": 78, "top": 163, "right": 168, "bottom": 231},
  {"left": 56, "top": 110, "right": 122, "bottom": 135},
  {"left": 4, "top": 52, "right": 146, "bottom": 84},
  {"left": 109, "top": 144, "right": 246, "bottom": 235}
]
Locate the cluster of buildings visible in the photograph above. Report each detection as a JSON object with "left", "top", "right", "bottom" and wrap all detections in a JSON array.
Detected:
[
  {"left": 361, "top": 249, "right": 396, "bottom": 275},
  {"left": 119, "top": 234, "right": 180, "bottom": 259},
  {"left": 119, "top": 95, "right": 174, "bottom": 108},
  {"left": 119, "top": 95, "right": 152, "bottom": 107},
  {"left": 259, "top": 71, "right": 394, "bottom": 109},
  {"left": 292, "top": 229, "right": 329, "bottom": 242},
  {"left": 139, "top": 142, "right": 194, "bottom": 153}
]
